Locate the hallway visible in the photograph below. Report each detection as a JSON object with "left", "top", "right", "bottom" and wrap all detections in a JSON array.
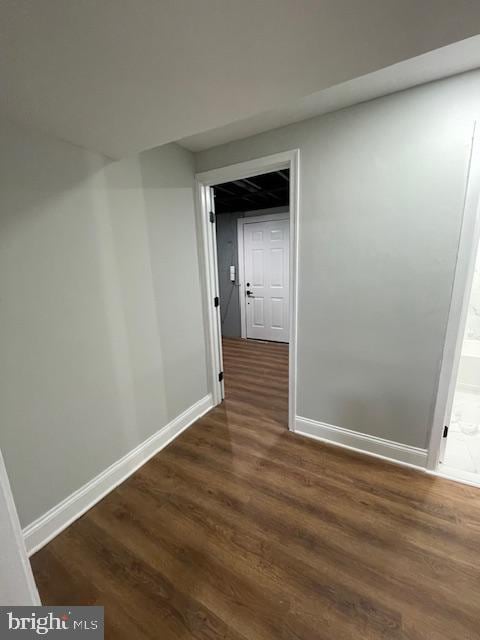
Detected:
[
  {"left": 221, "top": 337, "right": 289, "bottom": 425},
  {"left": 31, "top": 339, "right": 480, "bottom": 639}
]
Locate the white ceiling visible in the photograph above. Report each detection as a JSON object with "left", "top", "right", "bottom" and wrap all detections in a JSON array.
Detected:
[
  {"left": 2, "top": 1, "right": 480, "bottom": 159},
  {"left": 178, "top": 36, "right": 480, "bottom": 152}
]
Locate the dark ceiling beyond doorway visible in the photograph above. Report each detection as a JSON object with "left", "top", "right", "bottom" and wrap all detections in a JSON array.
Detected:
[{"left": 213, "top": 170, "right": 289, "bottom": 214}]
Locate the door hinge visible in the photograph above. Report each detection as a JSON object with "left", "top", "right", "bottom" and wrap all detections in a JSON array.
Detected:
[
  {"left": 214, "top": 296, "right": 220, "bottom": 307},
  {"left": 218, "top": 371, "right": 224, "bottom": 382},
  {"left": 443, "top": 425, "right": 449, "bottom": 438},
  {"left": 209, "top": 211, "right": 215, "bottom": 223}
]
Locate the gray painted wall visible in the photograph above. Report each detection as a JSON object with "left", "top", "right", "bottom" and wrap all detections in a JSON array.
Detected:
[
  {"left": 216, "top": 211, "right": 242, "bottom": 338},
  {"left": 196, "top": 70, "right": 480, "bottom": 450},
  {"left": 0, "top": 119, "right": 208, "bottom": 527},
  {"left": 216, "top": 206, "right": 289, "bottom": 337}
]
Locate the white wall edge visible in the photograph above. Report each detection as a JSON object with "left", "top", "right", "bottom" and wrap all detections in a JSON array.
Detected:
[
  {"left": 0, "top": 449, "right": 41, "bottom": 604},
  {"left": 427, "top": 121, "right": 480, "bottom": 470},
  {"left": 295, "top": 416, "right": 428, "bottom": 470},
  {"left": 23, "top": 394, "right": 213, "bottom": 556}
]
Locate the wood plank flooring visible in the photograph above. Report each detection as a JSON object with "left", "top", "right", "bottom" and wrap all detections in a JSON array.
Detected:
[{"left": 31, "top": 337, "right": 480, "bottom": 639}]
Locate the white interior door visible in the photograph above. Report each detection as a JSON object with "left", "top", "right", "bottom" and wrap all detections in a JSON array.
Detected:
[{"left": 243, "top": 217, "right": 289, "bottom": 342}]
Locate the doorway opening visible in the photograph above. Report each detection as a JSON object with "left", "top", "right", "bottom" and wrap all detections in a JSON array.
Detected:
[
  {"left": 214, "top": 171, "right": 290, "bottom": 343},
  {"left": 196, "top": 151, "right": 299, "bottom": 430},
  {"left": 213, "top": 171, "right": 290, "bottom": 425},
  {"left": 441, "top": 241, "right": 480, "bottom": 483},
  {"left": 429, "top": 123, "right": 480, "bottom": 485}
]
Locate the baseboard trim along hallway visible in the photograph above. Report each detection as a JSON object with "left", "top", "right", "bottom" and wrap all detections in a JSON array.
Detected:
[
  {"left": 295, "top": 416, "right": 428, "bottom": 469},
  {"left": 23, "top": 394, "right": 213, "bottom": 555}
]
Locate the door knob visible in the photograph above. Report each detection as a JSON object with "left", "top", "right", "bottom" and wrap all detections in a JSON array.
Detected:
[{"left": 246, "top": 290, "right": 254, "bottom": 297}]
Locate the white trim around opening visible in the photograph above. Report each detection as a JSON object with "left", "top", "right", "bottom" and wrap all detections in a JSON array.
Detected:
[
  {"left": 0, "top": 448, "right": 40, "bottom": 604},
  {"left": 195, "top": 150, "right": 300, "bottom": 431},
  {"left": 428, "top": 121, "right": 480, "bottom": 473}
]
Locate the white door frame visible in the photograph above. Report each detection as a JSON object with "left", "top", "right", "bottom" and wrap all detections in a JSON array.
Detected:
[
  {"left": 428, "top": 122, "right": 480, "bottom": 471},
  {"left": 195, "top": 150, "right": 300, "bottom": 430},
  {"left": 237, "top": 212, "right": 290, "bottom": 340},
  {"left": 0, "top": 448, "right": 40, "bottom": 605}
]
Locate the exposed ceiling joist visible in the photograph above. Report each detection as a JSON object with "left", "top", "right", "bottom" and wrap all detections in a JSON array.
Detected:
[
  {"left": 214, "top": 170, "right": 289, "bottom": 213},
  {"left": 215, "top": 184, "right": 237, "bottom": 196}
]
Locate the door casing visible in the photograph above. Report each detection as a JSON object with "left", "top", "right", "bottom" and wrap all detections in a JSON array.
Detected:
[
  {"left": 0, "top": 447, "right": 40, "bottom": 604},
  {"left": 428, "top": 121, "right": 480, "bottom": 475},
  {"left": 195, "top": 150, "right": 300, "bottom": 429}
]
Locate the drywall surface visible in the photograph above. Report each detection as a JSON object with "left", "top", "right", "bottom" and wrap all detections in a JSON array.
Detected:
[
  {"left": 0, "top": 120, "right": 207, "bottom": 526},
  {"left": 4, "top": 2, "right": 480, "bottom": 157},
  {"left": 196, "top": 71, "right": 480, "bottom": 449}
]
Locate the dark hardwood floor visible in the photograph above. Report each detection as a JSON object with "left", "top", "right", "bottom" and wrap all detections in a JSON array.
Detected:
[{"left": 31, "top": 337, "right": 480, "bottom": 639}]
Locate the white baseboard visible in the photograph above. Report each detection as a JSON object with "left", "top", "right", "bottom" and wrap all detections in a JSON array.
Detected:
[
  {"left": 457, "top": 382, "right": 480, "bottom": 394},
  {"left": 294, "top": 416, "right": 428, "bottom": 469},
  {"left": 434, "top": 465, "right": 480, "bottom": 488},
  {"left": 23, "top": 394, "right": 213, "bottom": 556}
]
